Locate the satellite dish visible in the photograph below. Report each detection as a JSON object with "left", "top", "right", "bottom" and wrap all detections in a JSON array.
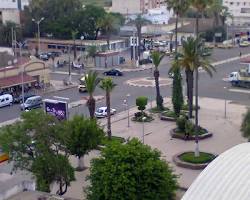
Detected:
[
  {"left": 7, "top": 60, "right": 12, "bottom": 65},
  {"left": 13, "top": 59, "right": 18, "bottom": 64}
]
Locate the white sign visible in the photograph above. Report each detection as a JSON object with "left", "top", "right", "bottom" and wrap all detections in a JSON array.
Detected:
[{"left": 130, "top": 37, "right": 139, "bottom": 46}]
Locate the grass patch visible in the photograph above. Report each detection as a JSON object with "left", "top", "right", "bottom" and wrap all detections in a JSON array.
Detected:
[
  {"left": 179, "top": 152, "right": 215, "bottom": 164},
  {"left": 162, "top": 110, "right": 177, "bottom": 118},
  {"left": 100, "top": 136, "right": 125, "bottom": 146},
  {"left": 175, "top": 127, "right": 207, "bottom": 136},
  {"left": 149, "top": 106, "right": 169, "bottom": 113}
]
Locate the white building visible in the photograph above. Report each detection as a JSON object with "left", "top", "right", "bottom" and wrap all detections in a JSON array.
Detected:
[
  {"left": 0, "top": 0, "right": 29, "bottom": 25},
  {"left": 143, "top": 6, "right": 173, "bottom": 24},
  {"left": 0, "top": 0, "right": 29, "bottom": 10},
  {"left": 111, "top": 0, "right": 166, "bottom": 14},
  {"left": 223, "top": 0, "right": 250, "bottom": 25}
]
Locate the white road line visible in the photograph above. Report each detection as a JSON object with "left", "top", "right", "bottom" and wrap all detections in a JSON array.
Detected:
[{"left": 229, "top": 88, "right": 250, "bottom": 94}]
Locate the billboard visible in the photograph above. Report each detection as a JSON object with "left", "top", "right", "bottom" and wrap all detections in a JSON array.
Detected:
[{"left": 43, "top": 99, "right": 69, "bottom": 120}]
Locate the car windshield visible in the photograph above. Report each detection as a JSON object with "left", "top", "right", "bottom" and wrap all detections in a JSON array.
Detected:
[
  {"left": 97, "top": 108, "right": 103, "bottom": 113},
  {"left": 25, "top": 99, "right": 32, "bottom": 104}
]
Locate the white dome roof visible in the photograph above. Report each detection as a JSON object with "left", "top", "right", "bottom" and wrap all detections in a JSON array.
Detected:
[{"left": 182, "top": 143, "right": 250, "bottom": 200}]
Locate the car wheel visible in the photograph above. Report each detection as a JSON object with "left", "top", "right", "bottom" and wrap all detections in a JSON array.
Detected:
[
  {"left": 104, "top": 73, "right": 107, "bottom": 76},
  {"left": 116, "top": 73, "right": 119, "bottom": 76}
]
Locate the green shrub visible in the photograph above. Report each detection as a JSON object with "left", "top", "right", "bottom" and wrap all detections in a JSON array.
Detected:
[
  {"left": 136, "top": 96, "right": 148, "bottom": 112},
  {"left": 150, "top": 106, "right": 169, "bottom": 113},
  {"left": 176, "top": 116, "right": 187, "bottom": 131},
  {"left": 185, "top": 120, "right": 195, "bottom": 135}
]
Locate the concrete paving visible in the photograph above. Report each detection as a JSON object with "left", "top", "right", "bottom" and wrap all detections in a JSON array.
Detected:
[{"left": 58, "top": 96, "right": 248, "bottom": 200}]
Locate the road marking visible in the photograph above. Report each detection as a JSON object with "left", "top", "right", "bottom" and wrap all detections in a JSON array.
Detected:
[
  {"left": 212, "top": 53, "right": 250, "bottom": 66},
  {"left": 229, "top": 88, "right": 250, "bottom": 94}
]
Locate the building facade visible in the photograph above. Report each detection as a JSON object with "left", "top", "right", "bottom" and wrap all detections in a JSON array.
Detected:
[
  {"left": 0, "top": 0, "right": 29, "bottom": 10},
  {"left": 111, "top": 0, "right": 165, "bottom": 14},
  {"left": 223, "top": 0, "right": 250, "bottom": 25}
]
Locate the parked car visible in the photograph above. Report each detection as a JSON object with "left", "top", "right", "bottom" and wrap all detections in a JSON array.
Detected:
[
  {"left": 103, "top": 69, "right": 123, "bottom": 76},
  {"left": 139, "top": 59, "right": 152, "bottom": 65},
  {"left": 47, "top": 51, "right": 61, "bottom": 57},
  {"left": 202, "top": 48, "right": 212, "bottom": 56},
  {"left": 39, "top": 53, "right": 49, "bottom": 61},
  {"left": 239, "top": 41, "right": 249, "bottom": 47},
  {"left": 0, "top": 94, "right": 13, "bottom": 107},
  {"left": 95, "top": 107, "right": 116, "bottom": 118},
  {"left": 72, "top": 62, "right": 83, "bottom": 69},
  {"left": 0, "top": 148, "right": 8, "bottom": 163},
  {"left": 14, "top": 93, "right": 35, "bottom": 103},
  {"left": 20, "top": 96, "right": 42, "bottom": 110}
]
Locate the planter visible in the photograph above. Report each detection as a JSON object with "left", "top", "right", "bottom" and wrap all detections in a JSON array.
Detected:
[
  {"left": 173, "top": 151, "right": 216, "bottom": 170},
  {"left": 170, "top": 128, "right": 213, "bottom": 141}
]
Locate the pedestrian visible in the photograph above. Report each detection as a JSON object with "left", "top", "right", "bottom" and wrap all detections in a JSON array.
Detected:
[{"left": 239, "top": 51, "right": 242, "bottom": 58}]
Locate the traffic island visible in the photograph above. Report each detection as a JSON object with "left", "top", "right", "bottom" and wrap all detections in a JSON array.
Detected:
[
  {"left": 173, "top": 151, "right": 216, "bottom": 170},
  {"left": 170, "top": 128, "right": 213, "bottom": 140},
  {"left": 160, "top": 110, "right": 188, "bottom": 122}
]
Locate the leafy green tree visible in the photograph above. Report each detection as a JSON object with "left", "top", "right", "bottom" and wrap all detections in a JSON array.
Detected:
[
  {"left": 66, "top": 116, "right": 104, "bottom": 171},
  {"left": 86, "top": 139, "right": 178, "bottom": 200},
  {"left": 241, "top": 109, "right": 250, "bottom": 138},
  {"left": 151, "top": 51, "right": 165, "bottom": 110},
  {"left": 97, "top": 13, "right": 122, "bottom": 50},
  {"left": 0, "top": 21, "right": 22, "bottom": 46},
  {"left": 85, "top": 71, "right": 100, "bottom": 118},
  {"left": 71, "top": 30, "right": 78, "bottom": 60},
  {"left": 0, "top": 110, "right": 74, "bottom": 195},
  {"left": 100, "top": 78, "right": 116, "bottom": 139},
  {"left": 171, "top": 58, "right": 183, "bottom": 116},
  {"left": 136, "top": 96, "right": 148, "bottom": 112}
]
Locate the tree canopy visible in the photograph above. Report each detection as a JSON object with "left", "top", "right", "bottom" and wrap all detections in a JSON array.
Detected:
[
  {"left": 0, "top": 109, "right": 74, "bottom": 195},
  {"left": 86, "top": 139, "right": 178, "bottom": 200}
]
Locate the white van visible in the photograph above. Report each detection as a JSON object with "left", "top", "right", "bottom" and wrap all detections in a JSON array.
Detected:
[{"left": 0, "top": 94, "right": 13, "bottom": 108}]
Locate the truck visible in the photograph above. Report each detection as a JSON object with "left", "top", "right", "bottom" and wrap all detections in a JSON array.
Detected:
[{"left": 229, "top": 66, "right": 250, "bottom": 88}]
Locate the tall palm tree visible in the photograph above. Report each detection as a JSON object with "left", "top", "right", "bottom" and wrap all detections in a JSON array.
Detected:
[
  {"left": 191, "top": 0, "right": 213, "bottom": 156},
  {"left": 151, "top": 51, "right": 165, "bottom": 110},
  {"left": 97, "top": 13, "right": 119, "bottom": 50},
  {"left": 130, "top": 15, "right": 151, "bottom": 59},
  {"left": 100, "top": 78, "right": 116, "bottom": 139},
  {"left": 85, "top": 71, "right": 99, "bottom": 119},
  {"left": 166, "top": 0, "right": 190, "bottom": 53},
  {"left": 179, "top": 37, "right": 215, "bottom": 156},
  {"left": 178, "top": 37, "right": 196, "bottom": 118}
]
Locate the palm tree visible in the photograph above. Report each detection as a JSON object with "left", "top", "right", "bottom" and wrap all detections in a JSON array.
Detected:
[
  {"left": 179, "top": 37, "right": 215, "bottom": 156},
  {"left": 178, "top": 38, "right": 196, "bottom": 118},
  {"left": 130, "top": 15, "right": 151, "bottom": 59},
  {"left": 98, "top": 13, "right": 119, "bottom": 50},
  {"left": 191, "top": 0, "right": 214, "bottom": 157},
  {"left": 85, "top": 71, "right": 99, "bottom": 119},
  {"left": 151, "top": 51, "right": 165, "bottom": 110},
  {"left": 166, "top": 0, "right": 190, "bottom": 53},
  {"left": 100, "top": 78, "right": 116, "bottom": 139},
  {"left": 241, "top": 109, "right": 250, "bottom": 139}
]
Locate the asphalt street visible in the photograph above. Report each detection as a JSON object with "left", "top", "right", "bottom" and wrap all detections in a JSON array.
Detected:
[{"left": 0, "top": 46, "right": 250, "bottom": 123}]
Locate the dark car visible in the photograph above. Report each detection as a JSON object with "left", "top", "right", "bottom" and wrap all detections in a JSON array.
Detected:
[
  {"left": 202, "top": 48, "right": 212, "bottom": 57},
  {"left": 47, "top": 51, "right": 61, "bottom": 58},
  {"left": 139, "top": 59, "right": 152, "bottom": 65},
  {"left": 14, "top": 93, "right": 35, "bottom": 104},
  {"left": 103, "top": 69, "right": 123, "bottom": 76}
]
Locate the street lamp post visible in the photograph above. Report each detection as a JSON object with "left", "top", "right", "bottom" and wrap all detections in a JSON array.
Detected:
[
  {"left": 224, "top": 87, "right": 227, "bottom": 118},
  {"left": 142, "top": 116, "right": 146, "bottom": 144},
  {"left": 80, "top": 35, "right": 84, "bottom": 58},
  {"left": 126, "top": 94, "right": 130, "bottom": 127},
  {"left": 16, "top": 41, "right": 26, "bottom": 105},
  {"left": 32, "top": 17, "right": 45, "bottom": 55}
]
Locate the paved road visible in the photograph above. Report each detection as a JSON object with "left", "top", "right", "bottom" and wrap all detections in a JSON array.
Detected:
[{"left": 0, "top": 46, "right": 250, "bottom": 123}]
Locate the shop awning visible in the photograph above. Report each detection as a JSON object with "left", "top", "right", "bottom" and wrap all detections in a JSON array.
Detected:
[{"left": 0, "top": 74, "right": 36, "bottom": 89}]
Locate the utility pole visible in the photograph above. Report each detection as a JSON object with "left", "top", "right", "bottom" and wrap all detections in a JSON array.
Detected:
[{"left": 68, "top": 45, "right": 72, "bottom": 84}]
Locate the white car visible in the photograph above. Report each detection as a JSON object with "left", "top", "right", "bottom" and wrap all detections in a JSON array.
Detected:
[
  {"left": 72, "top": 62, "right": 83, "bottom": 69},
  {"left": 95, "top": 107, "right": 116, "bottom": 118}
]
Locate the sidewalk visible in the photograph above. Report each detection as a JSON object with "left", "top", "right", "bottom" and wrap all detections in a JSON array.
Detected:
[{"left": 60, "top": 97, "right": 248, "bottom": 200}]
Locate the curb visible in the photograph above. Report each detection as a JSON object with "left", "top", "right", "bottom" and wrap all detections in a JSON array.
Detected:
[
  {"left": 173, "top": 152, "right": 216, "bottom": 170},
  {"left": 170, "top": 128, "right": 213, "bottom": 141}
]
